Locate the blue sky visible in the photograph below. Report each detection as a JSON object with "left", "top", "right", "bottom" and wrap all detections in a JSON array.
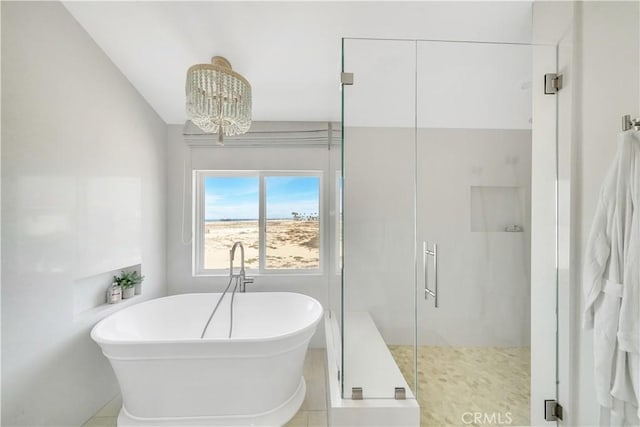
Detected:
[{"left": 204, "top": 176, "right": 319, "bottom": 220}]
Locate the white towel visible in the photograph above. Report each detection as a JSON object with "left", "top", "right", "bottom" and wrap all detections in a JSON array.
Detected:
[
  {"left": 583, "top": 130, "right": 640, "bottom": 424},
  {"left": 616, "top": 131, "right": 640, "bottom": 422}
]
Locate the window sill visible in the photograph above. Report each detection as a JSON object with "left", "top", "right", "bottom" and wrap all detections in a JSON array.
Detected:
[{"left": 193, "top": 271, "right": 325, "bottom": 278}]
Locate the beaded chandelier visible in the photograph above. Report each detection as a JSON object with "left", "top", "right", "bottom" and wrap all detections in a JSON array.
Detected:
[{"left": 186, "top": 56, "right": 252, "bottom": 145}]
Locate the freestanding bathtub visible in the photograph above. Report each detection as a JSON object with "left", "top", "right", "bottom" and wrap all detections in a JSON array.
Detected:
[{"left": 91, "top": 292, "right": 323, "bottom": 426}]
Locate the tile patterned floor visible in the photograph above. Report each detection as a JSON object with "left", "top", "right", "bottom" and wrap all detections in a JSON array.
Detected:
[
  {"left": 389, "top": 346, "right": 530, "bottom": 427},
  {"left": 82, "top": 349, "right": 327, "bottom": 427}
]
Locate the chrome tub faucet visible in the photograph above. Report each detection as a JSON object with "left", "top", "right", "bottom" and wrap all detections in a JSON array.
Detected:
[{"left": 229, "top": 242, "right": 254, "bottom": 292}]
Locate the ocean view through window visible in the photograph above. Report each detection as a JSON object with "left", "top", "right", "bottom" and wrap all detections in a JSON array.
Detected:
[
  {"left": 195, "top": 171, "right": 322, "bottom": 274},
  {"left": 203, "top": 176, "right": 259, "bottom": 270},
  {"left": 265, "top": 176, "right": 320, "bottom": 269}
]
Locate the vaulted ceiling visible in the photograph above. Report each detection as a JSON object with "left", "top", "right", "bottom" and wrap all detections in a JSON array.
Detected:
[{"left": 63, "top": 1, "right": 533, "bottom": 127}]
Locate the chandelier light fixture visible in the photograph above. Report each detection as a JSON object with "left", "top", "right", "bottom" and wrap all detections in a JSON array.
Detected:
[{"left": 185, "top": 56, "right": 252, "bottom": 145}]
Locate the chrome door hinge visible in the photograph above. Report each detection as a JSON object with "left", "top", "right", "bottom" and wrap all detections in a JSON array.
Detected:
[
  {"left": 341, "top": 72, "right": 354, "bottom": 86},
  {"left": 352, "top": 387, "right": 363, "bottom": 400},
  {"left": 545, "top": 399, "right": 563, "bottom": 421},
  {"left": 394, "top": 387, "right": 406, "bottom": 400},
  {"left": 544, "top": 73, "right": 563, "bottom": 94}
]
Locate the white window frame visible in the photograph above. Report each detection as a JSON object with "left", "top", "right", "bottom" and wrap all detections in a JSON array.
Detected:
[{"left": 193, "top": 170, "right": 324, "bottom": 276}]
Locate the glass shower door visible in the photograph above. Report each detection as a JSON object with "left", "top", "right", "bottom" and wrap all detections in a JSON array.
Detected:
[{"left": 415, "top": 40, "right": 537, "bottom": 426}]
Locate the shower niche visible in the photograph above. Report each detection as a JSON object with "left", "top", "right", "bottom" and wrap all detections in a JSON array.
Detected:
[{"left": 470, "top": 185, "right": 526, "bottom": 232}]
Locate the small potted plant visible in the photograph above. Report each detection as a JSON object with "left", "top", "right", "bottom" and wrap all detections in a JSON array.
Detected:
[{"left": 114, "top": 270, "right": 144, "bottom": 299}]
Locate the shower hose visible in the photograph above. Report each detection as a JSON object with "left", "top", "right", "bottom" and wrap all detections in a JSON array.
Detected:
[{"left": 200, "top": 275, "right": 240, "bottom": 339}]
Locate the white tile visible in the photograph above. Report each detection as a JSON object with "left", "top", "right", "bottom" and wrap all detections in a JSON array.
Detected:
[
  {"left": 307, "top": 349, "right": 327, "bottom": 381},
  {"left": 94, "top": 395, "right": 121, "bottom": 417},
  {"left": 303, "top": 349, "right": 321, "bottom": 377},
  {"left": 284, "top": 410, "right": 309, "bottom": 427},
  {"left": 308, "top": 411, "right": 328, "bottom": 427},
  {"left": 302, "top": 379, "right": 327, "bottom": 411},
  {"left": 82, "top": 416, "right": 117, "bottom": 427},
  {"left": 303, "top": 349, "right": 327, "bottom": 411}
]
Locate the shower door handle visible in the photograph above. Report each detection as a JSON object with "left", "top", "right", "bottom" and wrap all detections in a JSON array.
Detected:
[{"left": 423, "top": 241, "right": 438, "bottom": 308}]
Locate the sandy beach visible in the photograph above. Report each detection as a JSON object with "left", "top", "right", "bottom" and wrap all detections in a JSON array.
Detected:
[{"left": 204, "top": 219, "right": 320, "bottom": 270}]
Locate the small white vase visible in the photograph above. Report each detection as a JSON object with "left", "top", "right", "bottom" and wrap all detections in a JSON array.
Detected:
[{"left": 122, "top": 286, "right": 135, "bottom": 299}]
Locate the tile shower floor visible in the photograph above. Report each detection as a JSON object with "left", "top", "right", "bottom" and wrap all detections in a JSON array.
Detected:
[
  {"left": 389, "top": 346, "right": 530, "bottom": 427},
  {"left": 82, "top": 349, "right": 327, "bottom": 427}
]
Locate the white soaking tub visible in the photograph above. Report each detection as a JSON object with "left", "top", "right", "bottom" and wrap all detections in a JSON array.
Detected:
[{"left": 91, "top": 292, "right": 323, "bottom": 426}]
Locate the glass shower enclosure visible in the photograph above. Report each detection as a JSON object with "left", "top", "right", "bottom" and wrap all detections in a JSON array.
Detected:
[{"left": 337, "top": 37, "right": 558, "bottom": 426}]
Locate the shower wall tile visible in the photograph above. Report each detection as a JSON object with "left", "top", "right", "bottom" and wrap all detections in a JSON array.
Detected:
[
  {"left": 343, "top": 127, "right": 532, "bottom": 347},
  {"left": 417, "top": 128, "right": 532, "bottom": 347}
]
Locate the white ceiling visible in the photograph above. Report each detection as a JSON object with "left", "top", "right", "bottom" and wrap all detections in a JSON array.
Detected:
[{"left": 63, "top": 1, "right": 533, "bottom": 126}]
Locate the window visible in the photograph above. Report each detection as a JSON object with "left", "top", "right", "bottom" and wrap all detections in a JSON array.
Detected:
[
  {"left": 201, "top": 175, "right": 259, "bottom": 270},
  {"left": 194, "top": 171, "right": 322, "bottom": 275}
]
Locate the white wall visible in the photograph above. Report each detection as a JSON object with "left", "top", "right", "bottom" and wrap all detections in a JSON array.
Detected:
[
  {"left": 1, "top": 2, "right": 168, "bottom": 426},
  {"left": 571, "top": 2, "right": 640, "bottom": 426},
  {"left": 534, "top": 1, "right": 640, "bottom": 425},
  {"left": 556, "top": 6, "right": 576, "bottom": 427},
  {"left": 1, "top": 2, "right": 4, "bottom": 422},
  {"left": 166, "top": 125, "right": 341, "bottom": 347}
]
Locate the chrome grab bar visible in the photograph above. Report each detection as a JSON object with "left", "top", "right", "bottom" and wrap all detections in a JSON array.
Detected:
[{"left": 423, "top": 241, "right": 438, "bottom": 307}]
